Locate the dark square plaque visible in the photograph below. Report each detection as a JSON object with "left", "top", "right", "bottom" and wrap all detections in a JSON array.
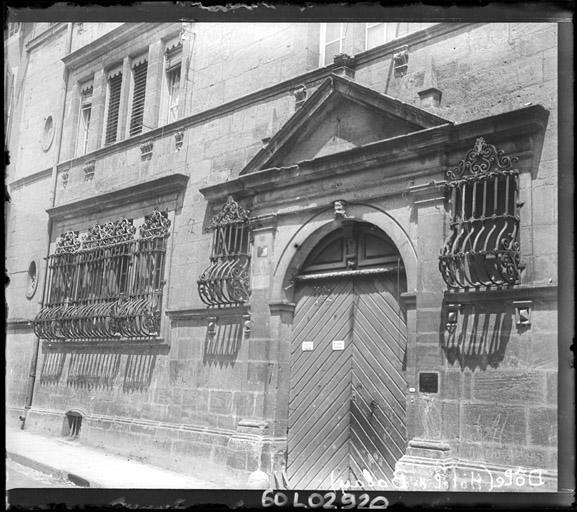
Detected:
[{"left": 419, "top": 372, "right": 439, "bottom": 393}]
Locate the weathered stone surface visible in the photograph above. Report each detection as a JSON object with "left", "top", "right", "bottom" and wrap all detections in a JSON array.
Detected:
[
  {"left": 462, "top": 403, "right": 527, "bottom": 446},
  {"left": 472, "top": 371, "right": 545, "bottom": 404},
  {"left": 528, "top": 407, "right": 557, "bottom": 447},
  {"left": 209, "top": 390, "right": 233, "bottom": 414},
  {"left": 6, "top": 21, "right": 559, "bottom": 489}
]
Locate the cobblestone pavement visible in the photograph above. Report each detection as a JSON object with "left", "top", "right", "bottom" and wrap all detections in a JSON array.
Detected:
[{"left": 6, "top": 459, "right": 78, "bottom": 489}]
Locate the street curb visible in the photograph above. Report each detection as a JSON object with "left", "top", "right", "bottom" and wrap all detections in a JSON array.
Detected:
[{"left": 7, "top": 451, "right": 94, "bottom": 488}]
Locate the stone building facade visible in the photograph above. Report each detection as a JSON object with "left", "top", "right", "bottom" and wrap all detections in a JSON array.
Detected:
[{"left": 6, "top": 22, "right": 559, "bottom": 490}]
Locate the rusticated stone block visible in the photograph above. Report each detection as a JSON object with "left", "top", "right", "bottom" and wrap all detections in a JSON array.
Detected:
[
  {"left": 441, "top": 400, "right": 460, "bottom": 440},
  {"left": 462, "top": 403, "right": 526, "bottom": 445},
  {"left": 416, "top": 309, "right": 443, "bottom": 335},
  {"left": 216, "top": 414, "right": 236, "bottom": 430},
  {"left": 545, "top": 371, "right": 557, "bottom": 403},
  {"left": 247, "top": 361, "right": 269, "bottom": 388},
  {"left": 531, "top": 332, "right": 558, "bottom": 370},
  {"left": 233, "top": 391, "right": 254, "bottom": 418},
  {"left": 129, "top": 423, "right": 155, "bottom": 436},
  {"left": 441, "top": 371, "right": 462, "bottom": 400},
  {"left": 472, "top": 371, "right": 545, "bottom": 405},
  {"left": 227, "top": 449, "right": 247, "bottom": 470},
  {"left": 209, "top": 390, "right": 233, "bottom": 414},
  {"left": 248, "top": 338, "right": 271, "bottom": 361},
  {"left": 416, "top": 344, "right": 445, "bottom": 370},
  {"left": 528, "top": 407, "right": 557, "bottom": 447}
]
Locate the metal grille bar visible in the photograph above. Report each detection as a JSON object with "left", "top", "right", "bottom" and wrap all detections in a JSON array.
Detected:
[
  {"left": 439, "top": 137, "right": 523, "bottom": 290},
  {"left": 197, "top": 196, "right": 251, "bottom": 307},
  {"left": 33, "top": 210, "right": 171, "bottom": 342}
]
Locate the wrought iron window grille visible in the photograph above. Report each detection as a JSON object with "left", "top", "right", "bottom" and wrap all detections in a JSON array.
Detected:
[
  {"left": 439, "top": 137, "right": 524, "bottom": 291},
  {"left": 197, "top": 196, "right": 252, "bottom": 308},
  {"left": 33, "top": 209, "right": 171, "bottom": 342}
]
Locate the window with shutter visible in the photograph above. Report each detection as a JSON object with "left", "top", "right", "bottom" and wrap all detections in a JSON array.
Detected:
[
  {"left": 76, "top": 83, "right": 93, "bottom": 156},
  {"left": 129, "top": 59, "right": 148, "bottom": 136},
  {"left": 104, "top": 72, "right": 122, "bottom": 145}
]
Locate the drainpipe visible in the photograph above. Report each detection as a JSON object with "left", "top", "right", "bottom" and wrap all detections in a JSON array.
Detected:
[{"left": 22, "top": 22, "right": 74, "bottom": 428}]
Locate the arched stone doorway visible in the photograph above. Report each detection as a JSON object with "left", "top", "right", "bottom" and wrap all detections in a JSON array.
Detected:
[{"left": 286, "top": 220, "right": 408, "bottom": 490}]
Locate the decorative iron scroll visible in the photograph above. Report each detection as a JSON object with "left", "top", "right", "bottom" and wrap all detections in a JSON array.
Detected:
[
  {"left": 197, "top": 196, "right": 251, "bottom": 307},
  {"left": 33, "top": 209, "right": 171, "bottom": 342},
  {"left": 439, "top": 138, "right": 523, "bottom": 290}
]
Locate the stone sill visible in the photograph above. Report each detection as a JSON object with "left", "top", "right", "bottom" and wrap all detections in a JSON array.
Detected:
[
  {"left": 444, "top": 284, "right": 557, "bottom": 304},
  {"left": 166, "top": 304, "right": 250, "bottom": 321},
  {"left": 42, "top": 339, "right": 169, "bottom": 354}
]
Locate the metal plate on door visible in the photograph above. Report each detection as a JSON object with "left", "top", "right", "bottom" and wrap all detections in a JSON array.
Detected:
[
  {"left": 332, "top": 340, "right": 345, "bottom": 351},
  {"left": 302, "top": 341, "right": 314, "bottom": 351}
]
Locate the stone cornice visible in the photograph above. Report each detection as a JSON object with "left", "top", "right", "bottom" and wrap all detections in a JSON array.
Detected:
[
  {"left": 25, "top": 23, "right": 67, "bottom": 52},
  {"left": 61, "top": 23, "right": 167, "bottom": 71},
  {"left": 199, "top": 104, "right": 549, "bottom": 203},
  {"left": 408, "top": 180, "right": 447, "bottom": 206},
  {"left": 52, "top": 23, "right": 476, "bottom": 177},
  {"left": 46, "top": 173, "right": 188, "bottom": 222},
  {"left": 165, "top": 305, "right": 250, "bottom": 320},
  {"left": 444, "top": 284, "right": 558, "bottom": 304},
  {"left": 8, "top": 167, "right": 53, "bottom": 191},
  {"left": 353, "top": 22, "right": 473, "bottom": 68}
]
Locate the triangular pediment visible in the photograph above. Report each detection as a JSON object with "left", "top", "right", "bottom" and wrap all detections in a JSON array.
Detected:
[{"left": 240, "top": 74, "right": 452, "bottom": 175}]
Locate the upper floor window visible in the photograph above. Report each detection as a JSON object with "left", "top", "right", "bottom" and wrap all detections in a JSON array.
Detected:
[
  {"left": 319, "top": 23, "right": 345, "bottom": 67},
  {"left": 128, "top": 56, "right": 148, "bottom": 136},
  {"left": 104, "top": 68, "right": 122, "bottom": 145},
  {"left": 33, "top": 209, "right": 172, "bottom": 342},
  {"left": 76, "top": 81, "right": 93, "bottom": 156},
  {"left": 365, "top": 23, "right": 410, "bottom": 50},
  {"left": 162, "top": 41, "right": 182, "bottom": 124},
  {"left": 439, "top": 138, "right": 523, "bottom": 290}
]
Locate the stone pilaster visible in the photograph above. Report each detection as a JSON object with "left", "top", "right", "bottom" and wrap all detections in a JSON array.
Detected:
[
  {"left": 62, "top": 81, "right": 80, "bottom": 161},
  {"left": 87, "top": 69, "right": 105, "bottom": 152},
  {"left": 395, "top": 180, "right": 452, "bottom": 490},
  {"left": 117, "top": 56, "right": 131, "bottom": 140}
]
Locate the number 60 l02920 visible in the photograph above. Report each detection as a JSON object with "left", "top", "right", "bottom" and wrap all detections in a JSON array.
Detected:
[{"left": 261, "top": 489, "right": 389, "bottom": 509}]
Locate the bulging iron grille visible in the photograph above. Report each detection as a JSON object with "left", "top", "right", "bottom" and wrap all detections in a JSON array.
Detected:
[
  {"left": 197, "top": 196, "right": 251, "bottom": 307},
  {"left": 33, "top": 210, "right": 171, "bottom": 342},
  {"left": 439, "top": 137, "right": 524, "bottom": 290}
]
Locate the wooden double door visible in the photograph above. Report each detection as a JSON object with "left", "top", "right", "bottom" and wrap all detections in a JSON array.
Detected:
[{"left": 286, "top": 275, "right": 407, "bottom": 490}]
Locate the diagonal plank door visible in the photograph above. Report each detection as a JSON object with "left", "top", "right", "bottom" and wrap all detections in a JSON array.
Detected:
[
  {"left": 287, "top": 274, "right": 407, "bottom": 490},
  {"left": 287, "top": 279, "right": 354, "bottom": 490},
  {"left": 349, "top": 274, "right": 407, "bottom": 488}
]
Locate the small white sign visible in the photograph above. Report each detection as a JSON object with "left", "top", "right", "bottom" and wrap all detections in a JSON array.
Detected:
[
  {"left": 332, "top": 340, "right": 345, "bottom": 351},
  {"left": 302, "top": 341, "right": 314, "bottom": 351}
]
